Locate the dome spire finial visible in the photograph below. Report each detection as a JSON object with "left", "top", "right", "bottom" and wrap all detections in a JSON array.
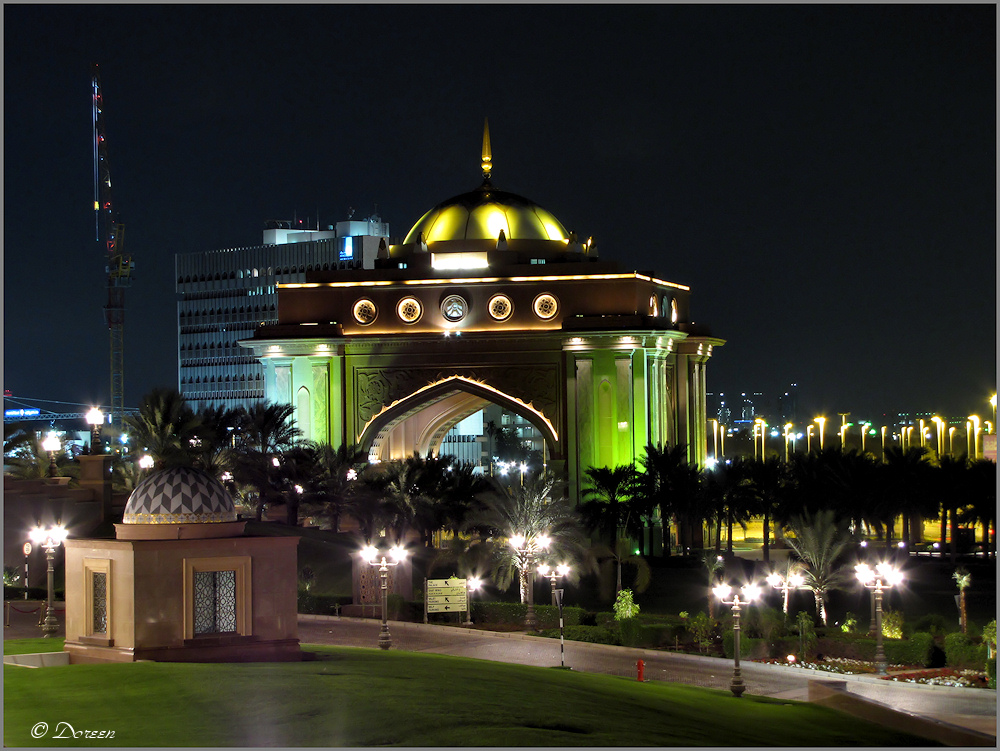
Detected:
[{"left": 481, "top": 118, "right": 492, "bottom": 181}]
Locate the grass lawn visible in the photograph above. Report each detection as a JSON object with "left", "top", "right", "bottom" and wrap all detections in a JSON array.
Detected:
[{"left": 4, "top": 640, "right": 933, "bottom": 747}]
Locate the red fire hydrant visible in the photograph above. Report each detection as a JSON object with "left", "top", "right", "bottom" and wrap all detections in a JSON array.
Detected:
[{"left": 637, "top": 659, "right": 645, "bottom": 682}]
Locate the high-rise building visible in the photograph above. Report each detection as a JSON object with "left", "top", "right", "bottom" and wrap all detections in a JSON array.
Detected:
[{"left": 175, "top": 215, "right": 390, "bottom": 411}]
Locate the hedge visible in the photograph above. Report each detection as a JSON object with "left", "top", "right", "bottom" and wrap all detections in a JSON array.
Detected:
[
  {"left": 944, "top": 632, "right": 989, "bottom": 669},
  {"left": 4, "top": 586, "right": 60, "bottom": 601},
  {"left": 470, "top": 601, "right": 584, "bottom": 629},
  {"left": 296, "top": 592, "right": 352, "bottom": 615},
  {"left": 723, "top": 632, "right": 937, "bottom": 666},
  {"left": 539, "top": 625, "right": 619, "bottom": 645},
  {"left": 986, "top": 658, "right": 996, "bottom": 689}
]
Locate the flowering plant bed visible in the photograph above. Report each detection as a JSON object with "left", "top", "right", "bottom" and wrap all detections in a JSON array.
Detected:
[
  {"left": 754, "top": 657, "right": 886, "bottom": 675},
  {"left": 881, "top": 668, "right": 990, "bottom": 688}
]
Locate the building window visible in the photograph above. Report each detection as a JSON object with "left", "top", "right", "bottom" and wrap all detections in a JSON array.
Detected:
[
  {"left": 488, "top": 294, "right": 513, "bottom": 321},
  {"left": 193, "top": 570, "right": 237, "bottom": 635},
  {"left": 532, "top": 293, "right": 559, "bottom": 320},
  {"left": 183, "top": 556, "right": 252, "bottom": 640},
  {"left": 92, "top": 571, "right": 108, "bottom": 634}
]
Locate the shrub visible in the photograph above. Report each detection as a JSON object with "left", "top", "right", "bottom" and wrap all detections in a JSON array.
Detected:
[
  {"left": 911, "top": 613, "right": 951, "bottom": 637},
  {"left": 470, "top": 601, "right": 583, "bottom": 629},
  {"left": 297, "top": 591, "right": 351, "bottom": 615},
  {"left": 840, "top": 612, "right": 858, "bottom": 634},
  {"left": 944, "top": 632, "right": 988, "bottom": 669},
  {"left": 884, "top": 632, "right": 935, "bottom": 667},
  {"left": 722, "top": 631, "right": 757, "bottom": 659},
  {"left": 986, "top": 657, "right": 996, "bottom": 689},
  {"left": 689, "top": 611, "right": 714, "bottom": 653},
  {"left": 617, "top": 618, "right": 642, "bottom": 647},
  {"left": 881, "top": 609, "right": 904, "bottom": 639},
  {"left": 614, "top": 589, "right": 640, "bottom": 620},
  {"left": 983, "top": 620, "right": 996, "bottom": 658}
]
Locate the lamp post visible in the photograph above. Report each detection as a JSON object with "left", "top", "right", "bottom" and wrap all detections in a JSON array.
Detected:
[
  {"left": 948, "top": 426, "right": 956, "bottom": 455},
  {"left": 536, "top": 562, "right": 571, "bottom": 606},
  {"left": 930, "top": 416, "right": 945, "bottom": 457},
  {"left": 881, "top": 425, "right": 887, "bottom": 459},
  {"left": 519, "top": 462, "right": 527, "bottom": 487},
  {"left": 783, "top": 423, "right": 792, "bottom": 462},
  {"left": 41, "top": 432, "right": 61, "bottom": 478},
  {"left": 859, "top": 422, "right": 870, "bottom": 453},
  {"left": 713, "top": 582, "right": 761, "bottom": 697},
  {"left": 510, "top": 532, "right": 550, "bottom": 631},
  {"left": 719, "top": 424, "right": 726, "bottom": 458},
  {"left": 709, "top": 418, "right": 719, "bottom": 461},
  {"left": 855, "top": 562, "right": 902, "bottom": 676},
  {"left": 29, "top": 525, "right": 68, "bottom": 637},
  {"left": 814, "top": 417, "right": 826, "bottom": 450},
  {"left": 86, "top": 407, "right": 104, "bottom": 453},
  {"left": 765, "top": 569, "right": 805, "bottom": 616},
  {"left": 918, "top": 419, "right": 927, "bottom": 449},
  {"left": 138, "top": 454, "right": 154, "bottom": 471},
  {"left": 904, "top": 426, "right": 914, "bottom": 451},
  {"left": 967, "top": 415, "right": 981, "bottom": 460},
  {"left": 360, "top": 544, "right": 408, "bottom": 649},
  {"left": 807, "top": 425, "right": 814, "bottom": 453},
  {"left": 464, "top": 577, "right": 482, "bottom": 626},
  {"left": 839, "top": 423, "right": 848, "bottom": 451}
]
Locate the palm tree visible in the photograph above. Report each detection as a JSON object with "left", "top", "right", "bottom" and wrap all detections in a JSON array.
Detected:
[
  {"left": 579, "top": 464, "right": 641, "bottom": 545},
  {"left": 963, "top": 459, "right": 996, "bottom": 558},
  {"left": 462, "top": 470, "right": 588, "bottom": 602},
  {"left": 592, "top": 536, "right": 651, "bottom": 600},
  {"left": 935, "top": 454, "right": 969, "bottom": 562},
  {"left": 124, "top": 388, "right": 200, "bottom": 470},
  {"left": 785, "top": 508, "right": 856, "bottom": 625},
  {"left": 233, "top": 401, "right": 301, "bottom": 522},
  {"left": 702, "top": 457, "right": 758, "bottom": 557},
  {"left": 638, "top": 443, "right": 703, "bottom": 554},
  {"left": 880, "top": 446, "right": 934, "bottom": 547},
  {"left": 750, "top": 456, "right": 787, "bottom": 564},
  {"left": 953, "top": 567, "right": 971, "bottom": 634},
  {"left": 299, "top": 443, "right": 368, "bottom": 532}
]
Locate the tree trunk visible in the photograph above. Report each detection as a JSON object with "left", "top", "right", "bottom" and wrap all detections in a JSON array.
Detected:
[
  {"left": 940, "top": 506, "right": 948, "bottom": 558},
  {"left": 814, "top": 591, "right": 827, "bottom": 626},
  {"left": 949, "top": 504, "right": 958, "bottom": 564},
  {"left": 726, "top": 508, "right": 734, "bottom": 557},
  {"left": 960, "top": 589, "right": 968, "bottom": 634},
  {"left": 762, "top": 507, "right": 771, "bottom": 564},
  {"left": 714, "top": 515, "right": 722, "bottom": 554}
]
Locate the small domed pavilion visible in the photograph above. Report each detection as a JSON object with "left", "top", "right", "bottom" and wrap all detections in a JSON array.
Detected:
[{"left": 63, "top": 466, "right": 300, "bottom": 663}]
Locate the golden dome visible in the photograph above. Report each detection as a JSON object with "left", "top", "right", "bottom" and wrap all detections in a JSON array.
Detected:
[{"left": 403, "top": 184, "right": 570, "bottom": 244}]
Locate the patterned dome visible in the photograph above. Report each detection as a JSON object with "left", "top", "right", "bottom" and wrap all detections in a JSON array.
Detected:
[{"left": 123, "top": 466, "right": 237, "bottom": 524}]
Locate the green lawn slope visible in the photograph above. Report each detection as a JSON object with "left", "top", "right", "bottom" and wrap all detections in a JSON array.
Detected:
[{"left": 4, "top": 641, "right": 934, "bottom": 747}]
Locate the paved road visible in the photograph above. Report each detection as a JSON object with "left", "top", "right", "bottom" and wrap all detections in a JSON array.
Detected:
[{"left": 300, "top": 615, "right": 997, "bottom": 740}]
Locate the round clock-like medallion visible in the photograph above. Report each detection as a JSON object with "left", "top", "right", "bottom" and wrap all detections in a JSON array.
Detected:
[
  {"left": 532, "top": 293, "right": 558, "bottom": 320},
  {"left": 397, "top": 296, "right": 423, "bottom": 324},
  {"left": 488, "top": 294, "right": 513, "bottom": 321},
  {"left": 353, "top": 299, "right": 377, "bottom": 325},
  {"left": 441, "top": 294, "right": 468, "bottom": 322}
]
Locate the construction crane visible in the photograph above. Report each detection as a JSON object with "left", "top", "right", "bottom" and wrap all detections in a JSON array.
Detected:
[{"left": 92, "top": 63, "right": 133, "bottom": 436}]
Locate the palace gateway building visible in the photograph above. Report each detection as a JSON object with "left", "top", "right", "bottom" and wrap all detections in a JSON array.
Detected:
[{"left": 240, "top": 127, "right": 723, "bottom": 508}]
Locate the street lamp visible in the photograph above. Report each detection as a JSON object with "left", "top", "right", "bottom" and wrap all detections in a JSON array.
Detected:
[
  {"left": 948, "top": 426, "right": 956, "bottom": 455},
  {"left": 708, "top": 418, "right": 719, "bottom": 460},
  {"left": 782, "top": 423, "right": 792, "bottom": 462},
  {"left": 903, "top": 425, "right": 914, "bottom": 451},
  {"left": 86, "top": 407, "right": 104, "bottom": 453},
  {"left": 765, "top": 568, "right": 805, "bottom": 616},
  {"left": 464, "top": 577, "right": 482, "bottom": 626},
  {"left": 855, "top": 562, "right": 903, "bottom": 676},
  {"left": 807, "top": 424, "right": 814, "bottom": 453},
  {"left": 859, "top": 422, "right": 870, "bottom": 453},
  {"left": 519, "top": 462, "right": 527, "bottom": 486},
  {"left": 918, "top": 419, "right": 927, "bottom": 449},
  {"left": 713, "top": 582, "right": 761, "bottom": 697},
  {"left": 536, "top": 562, "right": 571, "bottom": 606},
  {"left": 138, "top": 454, "right": 154, "bottom": 471},
  {"left": 880, "top": 425, "right": 887, "bottom": 459},
  {"left": 41, "top": 432, "right": 61, "bottom": 478},
  {"left": 839, "top": 423, "right": 848, "bottom": 451},
  {"left": 510, "top": 532, "right": 550, "bottom": 631},
  {"left": 930, "top": 416, "right": 945, "bottom": 457},
  {"left": 814, "top": 417, "right": 826, "bottom": 450},
  {"left": 28, "top": 524, "right": 68, "bottom": 637},
  {"left": 360, "top": 544, "right": 408, "bottom": 649},
  {"left": 967, "top": 415, "right": 981, "bottom": 460}
]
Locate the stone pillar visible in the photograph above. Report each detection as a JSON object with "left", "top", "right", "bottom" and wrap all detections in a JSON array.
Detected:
[{"left": 76, "top": 455, "right": 113, "bottom": 522}]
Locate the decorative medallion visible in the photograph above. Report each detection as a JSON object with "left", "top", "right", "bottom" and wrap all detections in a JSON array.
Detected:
[
  {"left": 488, "top": 294, "right": 513, "bottom": 321},
  {"left": 532, "top": 293, "right": 558, "bottom": 320},
  {"left": 440, "top": 294, "right": 468, "bottom": 322},
  {"left": 353, "top": 299, "right": 378, "bottom": 325},
  {"left": 397, "top": 297, "right": 423, "bottom": 324}
]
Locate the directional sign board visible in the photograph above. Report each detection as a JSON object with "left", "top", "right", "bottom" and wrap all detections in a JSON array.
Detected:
[{"left": 426, "top": 577, "right": 468, "bottom": 613}]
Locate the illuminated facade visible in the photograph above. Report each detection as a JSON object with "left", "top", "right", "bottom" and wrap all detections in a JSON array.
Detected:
[
  {"left": 242, "top": 127, "right": 723, "bottom": 505},
  {"left": 175, "top": 216, "right": 389, "bottom": 411}
]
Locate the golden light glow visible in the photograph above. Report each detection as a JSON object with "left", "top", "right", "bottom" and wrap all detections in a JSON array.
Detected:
[
  {"left": 358, "top": 374, "right": 558, "bottom": 444},
  {"left": 541, "top": 219, "right": 567, "bottom": 241},
  {"left": 285, "top": 272, "right": 689, "bottom": 291},
  {"left": 483, "top": 207, "right": 510, "bottom": 240},
  {"left": 431, "top": 252, "right": 489, "bottom": 270}
]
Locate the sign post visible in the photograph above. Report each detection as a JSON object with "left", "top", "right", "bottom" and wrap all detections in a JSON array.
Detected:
[{"left": 425, "top": 576, "right": 468, "bottom": 621}]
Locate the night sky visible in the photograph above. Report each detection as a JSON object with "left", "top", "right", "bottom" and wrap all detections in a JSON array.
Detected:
[{"left": 4, "top": 5, "right": 995, "bottom": 422}]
